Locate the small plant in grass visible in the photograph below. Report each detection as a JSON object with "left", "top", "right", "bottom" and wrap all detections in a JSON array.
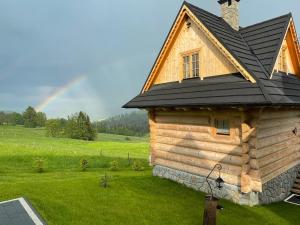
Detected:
[
  {"left": 34, "top": 158, "right": 46, "bottom": 173},
  {"left": 127, "top": 152, "right": 131, "bottom": 166},
  {"left": 109, "top": 160, "right": 119, "bottom": 171},
  {"left": 80, "top": 159, "right": 89, "bottom": 171},
  {"left": 100, "top": 172, "right": 110, "bottom": 188},
  {"left": 132, "top": 160, "right": 144, "bottom": 171},
  {"left": 125, "top": 137, "right": 131, "bottom": 141}
]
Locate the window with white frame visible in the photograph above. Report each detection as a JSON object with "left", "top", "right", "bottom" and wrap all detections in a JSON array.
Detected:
[
  {"left": 183, "top": 55, "right": 190, "bottom": 79},
  {"left": 182, "top": 51, "right": 200, "bottom": 79},
  {"left": 192, "top": 53, "right": 199, "bottom": 77}
]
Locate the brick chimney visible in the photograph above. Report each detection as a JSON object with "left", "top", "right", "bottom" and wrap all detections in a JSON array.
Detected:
[{"left": 218, "top": 0, "right": 240, "bottom": 31}]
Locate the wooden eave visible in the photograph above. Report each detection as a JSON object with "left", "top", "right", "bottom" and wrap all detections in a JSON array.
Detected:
[
  {"left": 271, "top": 18, "right": 300, "bottom": 78},
  {"left": 142, "top": 5, "right": 256, "bottom": 93}
]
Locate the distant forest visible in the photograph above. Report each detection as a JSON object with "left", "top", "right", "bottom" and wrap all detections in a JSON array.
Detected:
[
  {"left": 93, "top": 111, "right": 149, "bottom": 137},
  {"left": 0, "top": 108, "right": 149, "bottom": 137}
]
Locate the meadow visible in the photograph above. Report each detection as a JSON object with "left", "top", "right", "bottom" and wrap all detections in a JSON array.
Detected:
[{"left": 0, "top": 126, "right": 299, "bottom": 225}]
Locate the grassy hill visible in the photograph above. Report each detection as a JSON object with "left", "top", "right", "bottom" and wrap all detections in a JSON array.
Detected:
[{"left": 0, "top": 126, "right": 298, "bottom": 225}]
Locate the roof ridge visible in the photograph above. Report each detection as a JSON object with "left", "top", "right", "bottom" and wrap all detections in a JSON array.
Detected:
[
  {"left": 183, "top": 1, "right": 222, "bottom": 20},
  {"left": 240, "top": 13, "right": 292, "bottom": 31}
]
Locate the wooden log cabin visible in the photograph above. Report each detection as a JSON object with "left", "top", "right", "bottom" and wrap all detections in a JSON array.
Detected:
[{"left": 123, "top": 0, "right": 300, "bottom": 205}]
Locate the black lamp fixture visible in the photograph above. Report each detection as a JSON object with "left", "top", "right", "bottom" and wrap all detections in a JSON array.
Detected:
[
  {"left": 205, "top": 164, "right": 224, "bottom": 199},
  {"left": 216, "top": 176, "right": 224, "bottom": 190}
]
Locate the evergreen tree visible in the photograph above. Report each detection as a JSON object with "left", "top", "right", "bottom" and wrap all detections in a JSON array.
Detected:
[
  {"left": 23, "top": 106, "right": 37, "bottom": 128},
  {"left": 66, "top": 112, "right": 96, "bottom": 141}
]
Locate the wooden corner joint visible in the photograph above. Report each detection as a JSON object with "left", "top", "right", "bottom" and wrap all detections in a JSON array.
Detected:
[{"left": 241, "top": 173, "right": 263, "bottom": 193}]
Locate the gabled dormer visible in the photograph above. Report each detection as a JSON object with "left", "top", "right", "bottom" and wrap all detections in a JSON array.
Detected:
[{"left": 273, "top": 19, "right": 300, "bottom": 77}]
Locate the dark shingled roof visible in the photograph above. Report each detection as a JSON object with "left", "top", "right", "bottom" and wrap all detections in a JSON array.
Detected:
[
  {"left": 123, "top": 1, "right": 299, "bottom": 109},
  {"left": 240, "top": 14, "right": 292, "bottom": 74},
  {"left": 124, "top": 72, "right": 300, "bottom": 108},
  {"left": 124, "top": 74, "right": 267, "bottom": 108}
]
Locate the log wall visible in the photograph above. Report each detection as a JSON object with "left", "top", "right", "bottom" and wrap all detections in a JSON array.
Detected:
[
  {"left": 149, "top": 110, "right": 243, "bottom": 187},
  {"left": 255, "top": 109, "right": 300, "bottom": 184},
  {"left": 149, "top": 108, "right": 300, "bottom": 195}
]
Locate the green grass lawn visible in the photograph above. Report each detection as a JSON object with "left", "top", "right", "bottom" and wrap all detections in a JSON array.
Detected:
[{"left": 0, "top": 126, "right": 299, "bottom": 225}]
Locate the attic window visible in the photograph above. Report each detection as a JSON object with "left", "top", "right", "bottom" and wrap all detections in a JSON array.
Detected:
[
  {"left": 192, "top": 53, "right": 200, "bottom": 77},
  {"left": 182, "top": 51, "right": 200, "bottom": 79},
  {"left": 183, "top": 55, "right": 190, "bottom": 78},
  {"left": 215, "top": 119, "right": 230, "bottom": 135}
]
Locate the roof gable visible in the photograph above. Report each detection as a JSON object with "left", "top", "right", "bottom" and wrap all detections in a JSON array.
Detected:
[
  {"left": 152, "top": 15, "right": 238, "bottom": 85},
  {"left": 273, "top": 19, "right": 300, "bottom": 77},
  {"left": 185, "top": 2, "right": 270, "bottom": 83},
  {"left": 240, "top": 14, "right": 292, "bottom": 75},
  {"left": 141, "top": 2, "right": 257, "bottom": 93}
]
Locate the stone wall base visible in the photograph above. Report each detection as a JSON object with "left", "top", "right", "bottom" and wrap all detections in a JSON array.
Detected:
[
  {"left": 259, "top": 164, "right": 300, "bottom": 204},
  {"left": 153, "top": 164, "right": 300, "bottom": 206}
]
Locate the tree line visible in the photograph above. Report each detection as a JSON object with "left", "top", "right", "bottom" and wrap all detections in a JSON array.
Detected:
[
  {"left": 0, "top": 106, "right": 46, "bottom": 127},
  {"left": 93, "top": 111, "right": 149, "bottom": 137},
  {"left": 1, "top": 107, "right": 149, "bottom": 139},
  {"left": 1, "top": 106, "right": 96, "bottom": 141}
]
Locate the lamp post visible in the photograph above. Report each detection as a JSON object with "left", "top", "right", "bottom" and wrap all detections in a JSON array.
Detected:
[{"left": 203, "top": 164, "right": 224, "bottom": 225}]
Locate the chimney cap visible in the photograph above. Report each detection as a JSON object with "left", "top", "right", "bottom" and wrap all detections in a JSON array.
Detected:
[{"left": 218, "top": 0, "right": 240, "bottom": 5}]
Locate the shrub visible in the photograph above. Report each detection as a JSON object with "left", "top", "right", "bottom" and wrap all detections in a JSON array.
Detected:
[
  {"left": 100, "top": 172, "right": 110, "bottom": 188},
  {"left": 132, "top": 160, "right": 144, "bottom": 171},
  {"left": 34, "top": 158, "right": 46, "bottom": 173},
  {"left": 109, "top": 160, "right": 119, "bottom": 171},
  {"left": 80, "top": 159, "right": 89, "bottom": 171},
  {"left": 125, "top": 137, "right": 131, "bottom": 141}
]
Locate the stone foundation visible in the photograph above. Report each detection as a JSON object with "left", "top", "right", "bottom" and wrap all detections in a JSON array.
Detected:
[
  {"left": 259, "top": 164, "right": 300, "bottom": 204},
  {"left": 153, "top": 164, "right": 300, "bottom": 206}
]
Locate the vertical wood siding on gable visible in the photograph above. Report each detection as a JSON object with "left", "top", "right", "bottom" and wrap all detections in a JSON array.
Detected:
[
  {"left": 153, "top": 20, "right": 238, "bottom": 85},
  {"left": 274, "top": 39, "right": 297, "bottom": 75}
]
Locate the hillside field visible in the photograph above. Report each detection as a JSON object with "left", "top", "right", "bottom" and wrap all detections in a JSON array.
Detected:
[{"left": 0, "top": 126, "right": 299, "bottom": 225}]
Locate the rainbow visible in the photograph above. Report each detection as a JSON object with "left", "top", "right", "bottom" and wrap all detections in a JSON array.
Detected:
[{"left": 35, "top": 75, "right": 87, "bottom": 112}]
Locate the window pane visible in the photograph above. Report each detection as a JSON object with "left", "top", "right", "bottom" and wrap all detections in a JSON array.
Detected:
[
  {"left": 215, "top": 119, "right": 230, "bottom": 135},
  {"left": 192, "top": 53, "right": 199, "bottom": 77},
  {"left": 183, "top": 56, "right": 190, "bottom": 78}
]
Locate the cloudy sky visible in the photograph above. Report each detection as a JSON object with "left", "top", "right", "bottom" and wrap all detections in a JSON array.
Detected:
[{"left": 0, "top": 0, "right": 299, "bottom": 120}]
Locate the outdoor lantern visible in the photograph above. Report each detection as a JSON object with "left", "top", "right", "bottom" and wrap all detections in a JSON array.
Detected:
[
  {"left": 215, "top": 176, "right": 224, "bottom": 190},
  {"left": 215, "top": 167, "right": 224, "bottom": 190}
]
